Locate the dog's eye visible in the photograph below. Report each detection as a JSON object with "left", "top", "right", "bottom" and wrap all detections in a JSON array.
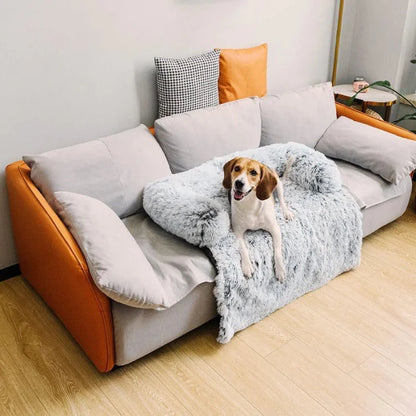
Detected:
[
  {"left": 234, "top": 166, "right": 240, "bottom": 172},
  {"left": 250, "top": 170, "right": 258, "bottom": 176}
]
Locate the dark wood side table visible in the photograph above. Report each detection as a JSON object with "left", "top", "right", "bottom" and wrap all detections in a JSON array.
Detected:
[{"left": 333, "top": 84, "right": 397, "bottom": 121}]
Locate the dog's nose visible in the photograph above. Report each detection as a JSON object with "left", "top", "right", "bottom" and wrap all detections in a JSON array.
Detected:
[{"left": 235, "top": 179, "right": 244, "bottom": 189}]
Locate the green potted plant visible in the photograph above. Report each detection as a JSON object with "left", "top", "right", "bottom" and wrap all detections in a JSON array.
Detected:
[{"left": 348, "top": 80, "right": 416, "bottom": 131}]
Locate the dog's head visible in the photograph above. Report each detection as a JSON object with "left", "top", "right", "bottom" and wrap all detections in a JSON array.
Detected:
[{"left": 223, "top": 157, "right": 278, "bottom": 201}]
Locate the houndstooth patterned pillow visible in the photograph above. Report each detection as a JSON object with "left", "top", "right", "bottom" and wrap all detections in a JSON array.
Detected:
[{"left": 155, "top": 50, "right": 220, "bottom": 118}]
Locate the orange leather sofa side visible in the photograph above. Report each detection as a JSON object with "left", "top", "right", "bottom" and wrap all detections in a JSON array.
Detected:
[
  {"left": 335, "top": 102, "right": 416, "bottom": 141},
  {"left": 6, "top": 161, "right": 115, "bottom": 372}
]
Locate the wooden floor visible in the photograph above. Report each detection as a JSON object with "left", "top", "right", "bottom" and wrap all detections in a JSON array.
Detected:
[{"left": 1, "top": 188, "right": 415, "bottom": 415}]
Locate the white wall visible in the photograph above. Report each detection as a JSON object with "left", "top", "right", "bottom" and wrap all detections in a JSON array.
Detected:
[
  {"left": 0, "top": 0, "right": 337, "bottom": 268},
  {"left": 395, "top": 0, "right": 416, "bottom": 94},
  {"left": 336, "top": 0, "right": 416, "bottom": 121},
  {"left": 337, "top": 0, "right": 409, "bottom": 85}
]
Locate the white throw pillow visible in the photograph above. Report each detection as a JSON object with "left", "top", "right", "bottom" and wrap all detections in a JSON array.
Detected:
[
  {"left": 316, "top": 116, "right": 416, "bottom": 184},
  {"left": 260, "top": 82, "right": 337, "bottom": 148},
  {"left": 23, "top": 125, "right": 171, "bottom": 218},
  {"left": 54, "top": 191, "right": 178, "bottom": 309},
  {"left": 154, "top": 97, "right": 261, "bottom": 173}
]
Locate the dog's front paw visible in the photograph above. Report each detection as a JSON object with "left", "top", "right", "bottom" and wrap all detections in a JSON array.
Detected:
[
  {"left": 283, "top": 209, "right": 295, "bottom": 221},
  {"left": 241, "top": 259, "right": 255, "bottom": 278},
  {"left": 275, "top": 263, "right": 286, "bottom": 283}
]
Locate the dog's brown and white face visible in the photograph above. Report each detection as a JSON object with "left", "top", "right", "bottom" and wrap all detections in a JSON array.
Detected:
[{"left": 223, "top": 157, "right": 278, "bottom": 201}]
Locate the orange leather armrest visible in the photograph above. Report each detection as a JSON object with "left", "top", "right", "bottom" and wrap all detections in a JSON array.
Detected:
[
  {"left": 6, "top": 161, "right": 115, "bottom": 372},
  {"left": 335, "top": 102, "right": 416, "bottom": 141}
]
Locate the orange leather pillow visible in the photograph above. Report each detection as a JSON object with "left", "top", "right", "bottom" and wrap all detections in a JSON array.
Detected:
[{"left": 218, "top": 43, "right": 268, "bottom": 103}]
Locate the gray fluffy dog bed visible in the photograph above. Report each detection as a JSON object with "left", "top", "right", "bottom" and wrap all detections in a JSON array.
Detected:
[{"left": 144, "top": 143, "right": 362, "bottom": 342}]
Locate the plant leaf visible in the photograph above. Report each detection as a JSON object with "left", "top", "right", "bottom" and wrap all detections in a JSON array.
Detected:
[
  {"left": 346, "top": 97, "right": 355, "bottom": 106},
  {"left": 363, "top": 80, "right": 416, "bottom": 110},
  {"left": 371, "top": 80, "right": 391, "bottom": 88},
  {"left": 394, "top": 113, "right": 416, "bottom": 123}
]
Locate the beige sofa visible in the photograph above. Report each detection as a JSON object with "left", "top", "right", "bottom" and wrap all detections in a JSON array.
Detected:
[{"left": 6, "top": 84, "right": 416, "bottom": 372}]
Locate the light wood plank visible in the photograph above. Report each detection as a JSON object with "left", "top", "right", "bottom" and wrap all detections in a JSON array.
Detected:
[
  {"left": 0, "top": 278, "right": 121, "bottom": 416},
  {"left": 268, "top": 299, "right": 374, "bottom": 373},
  {"left": 300, "top": 284, "right": 416, "bottom": 377},
  {"left": 362, "top": 238, "right": 416, "bottom": 276},
  {"left": 328, "top": 264, "right": 416, "bottom": 338},
  {"left": 143, "top": 339, "right": 261, "bottom": 416},
  {"left": 267, "top": 339, "right": 400, "bottom": 416},
  {"left": 101, "top": 362, "right": 192, "bottom": 416},
  {"left": 0, "top": 349, "right": 50, "bottom": 416},
  {"left": 180, "top": 321, "right": 332, "bottom": 416},
  {"left": 351, "top": 352, "right": 416, "bottom": 416},
  {"left": 236, "top": 314, "right": 294, "bottom": 357}
]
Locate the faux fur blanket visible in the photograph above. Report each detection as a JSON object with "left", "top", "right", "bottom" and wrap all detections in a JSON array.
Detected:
[{"left": 143, "top": 143, "right": 362, "bottom": 342}]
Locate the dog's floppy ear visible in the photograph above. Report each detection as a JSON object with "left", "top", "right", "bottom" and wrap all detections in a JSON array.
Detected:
[
  {"left": 256, "top": 165, "right": 277, "bottom": 200},
  {"left": 223, "top": 158, "right": 238, "bottom": 189}
]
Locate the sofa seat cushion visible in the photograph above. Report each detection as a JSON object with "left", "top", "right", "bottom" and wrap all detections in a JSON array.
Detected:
[
  {"left": 361, "top": 186, "right": 411, "bottom": 237},
  {"left": 122, "top": 211, "right": 217, "bottom": 305},
  {"left": 23, "top": 125, "right": 171, "bottom": 218},
  {"left": 54, "top": 191, "right": 215, "bottom": 310},
  {"left": 333, "top": 159, "right": 412, "bottom": 209}
]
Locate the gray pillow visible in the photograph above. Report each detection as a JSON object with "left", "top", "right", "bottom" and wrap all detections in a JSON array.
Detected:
[
  {"left": 154, "top": 97, "right": 261, "bottom": 173},
  {"left": 54, "top": 191, "right": 178, "bottom": 309},
  {"left": 23, "top": 125, "right": 171, "bottom": 218},
  {"left": 316, "top": 116, "right": 416, "bottom": 184},
  {"left": 260, "top": 82, "right": 337, "bottom": 148},
  {"left": 155, "top": 50, "right": 220, "bottom": 118}
]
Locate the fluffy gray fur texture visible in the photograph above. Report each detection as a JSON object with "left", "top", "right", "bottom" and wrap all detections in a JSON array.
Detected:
[{"left": 143, "top": 143, "right": 362, "bottom": 342}]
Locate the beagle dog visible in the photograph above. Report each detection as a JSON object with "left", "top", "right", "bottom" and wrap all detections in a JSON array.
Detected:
[{"left": 223, "top": 157, "right": 294, "bottom": 281}]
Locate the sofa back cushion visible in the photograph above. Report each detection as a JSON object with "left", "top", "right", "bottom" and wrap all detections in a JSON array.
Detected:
[
  {"left": 260, "top": 82, "right": 337, "bottom": 148},
  {"left": 23, "top": 125, "right": 171, "bottom": 218},
  {"left": 154, "top": 97, "right": 261, "bottom": 173}
]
